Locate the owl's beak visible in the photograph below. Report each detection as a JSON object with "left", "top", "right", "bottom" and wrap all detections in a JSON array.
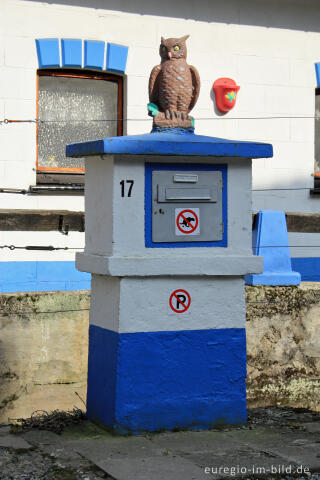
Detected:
[{"left": 167, "top": 52, "right": 172, "bottom": 59}]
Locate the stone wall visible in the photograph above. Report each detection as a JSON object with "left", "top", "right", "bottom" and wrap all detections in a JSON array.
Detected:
[
  {"left": 246, "top": 283, "right": 320, "bottom": 412},
  {"left": 0, "top": 284, "right": 319, "bottom": 422},
  {"left": 0, "top": 291, "right": 89, "bottom": 423}
]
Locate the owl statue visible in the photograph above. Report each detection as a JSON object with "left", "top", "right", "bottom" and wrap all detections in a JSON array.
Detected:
[{"left": 148, "top": 35, "right": 200, "bottom": 129}]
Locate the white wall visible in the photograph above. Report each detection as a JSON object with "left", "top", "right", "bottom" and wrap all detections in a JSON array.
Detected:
[{"left": 1, "top": 0, "right": 320, "bottom": 262}]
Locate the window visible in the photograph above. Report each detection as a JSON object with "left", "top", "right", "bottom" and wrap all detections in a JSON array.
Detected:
[{"left": 36, "top": 69, "right": 123, "bottom": 185}]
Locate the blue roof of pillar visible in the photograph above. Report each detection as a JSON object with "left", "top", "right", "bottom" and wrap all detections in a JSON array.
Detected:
[{"left": 66, "top": 130, "right": 273, "bottom": 158}]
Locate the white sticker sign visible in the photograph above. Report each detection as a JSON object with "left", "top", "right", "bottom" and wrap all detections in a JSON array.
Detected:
[{"left": 175, "top": 208, "right": 200, "bottom": 236}]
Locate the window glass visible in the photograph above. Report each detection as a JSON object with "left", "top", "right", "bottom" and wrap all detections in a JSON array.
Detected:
[{"left": 38, "top": 75, "right": 118, "bottom": 171}]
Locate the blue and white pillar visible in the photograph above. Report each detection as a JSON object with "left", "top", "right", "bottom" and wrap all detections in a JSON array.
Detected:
[
  {"left": 67, "top": 131, "right": 273, "bottom": 433},
  {"left": 87, "top": 275, "right": 247, "bottom": 433}
]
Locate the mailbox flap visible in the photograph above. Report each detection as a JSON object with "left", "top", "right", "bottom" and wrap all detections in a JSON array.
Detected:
[
  {"left": 157, "top": 186, "right": 217, "bottom": 202},
  {"left": 150, "top": 167, "right": 225, "bottom": 244}
]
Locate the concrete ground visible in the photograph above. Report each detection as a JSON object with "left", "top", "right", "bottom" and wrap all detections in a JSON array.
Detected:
[{"left": 0, "top": 407, "right": 320, "bottom": 480}]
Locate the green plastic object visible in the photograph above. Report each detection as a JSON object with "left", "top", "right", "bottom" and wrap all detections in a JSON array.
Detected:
[{"left": 147, "top": 102, "right": 159, "bottom": 116}]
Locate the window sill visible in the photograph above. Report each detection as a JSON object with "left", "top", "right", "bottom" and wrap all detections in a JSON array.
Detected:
[
  {"left": 37, "top": 172, "right": 84, "bottom": 185},
  {"left": 29, "top": 185, "right": 84, "bottom": 195}
]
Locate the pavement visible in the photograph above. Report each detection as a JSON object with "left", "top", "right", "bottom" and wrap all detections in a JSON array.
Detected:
[{"left": 0, "top": 407, "right": 320, "bottom": 480}]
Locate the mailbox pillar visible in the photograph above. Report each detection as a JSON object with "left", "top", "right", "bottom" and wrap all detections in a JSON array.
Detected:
[{"left": 67, "top": 131, "right": 273, "bottom": 434}]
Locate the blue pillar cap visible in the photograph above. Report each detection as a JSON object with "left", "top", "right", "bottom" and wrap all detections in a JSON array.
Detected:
[{"left": 66, "top": 130, "right": 273, "bottom": 158}]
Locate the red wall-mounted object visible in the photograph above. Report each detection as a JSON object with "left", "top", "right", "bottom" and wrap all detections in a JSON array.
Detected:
[{"left": 213, "top": 78, "right": 240, "bottom": 113}]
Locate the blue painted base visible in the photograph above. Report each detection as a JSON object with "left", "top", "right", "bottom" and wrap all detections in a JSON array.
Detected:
[
  {"left": 245, "top": 272, "right": 301, "bottom": 286},
  {"left": 87, "top": 325, "right": 247, "bottom": 434},
  {"left": 247, "top": 210, "right": 301, "bottom": 286}
]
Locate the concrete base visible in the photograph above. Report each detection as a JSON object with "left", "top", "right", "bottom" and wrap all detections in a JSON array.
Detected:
[{"left": 86, "top": 274, "right": 247, "bottom": 434}]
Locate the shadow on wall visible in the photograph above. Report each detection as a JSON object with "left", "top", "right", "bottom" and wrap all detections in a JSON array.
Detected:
[{"left": 20, "top": 0, "right": 320, "bottom": 32}]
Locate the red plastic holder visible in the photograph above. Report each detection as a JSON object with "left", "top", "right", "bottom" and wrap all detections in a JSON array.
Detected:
[{"left": 213, "top": 78, "right": 240, "bottom": 113}]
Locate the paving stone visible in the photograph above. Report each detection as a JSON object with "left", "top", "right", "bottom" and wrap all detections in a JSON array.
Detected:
[
  {"left": 21, "top": 429, "right": 61, "bottom": 445},
  {"left": 148, "top": 430, "right": 242, "bottom": 454},
  {"left": 225, "top": 426, "right": 320, "bottom": 471},
  {"left": 0, "top": 425, "right": 11, "bottom": 435},
  {"left": 69, "top": 434, "right": 159, "bottom": 458},
  {"left": 301, "top": 422, "right": 320, "bottom": 434},
  {"left": 78, "top": 453, "right": 208, "bottom": 480},
  {"left": 0, "top": 434, "right": 32, "bottom": 450},
  {"left": 71, "top": 434, "right": 210, "bottom": 479},
  {"left": 185, "top": 449, "right": 298, "bottom": 479}
]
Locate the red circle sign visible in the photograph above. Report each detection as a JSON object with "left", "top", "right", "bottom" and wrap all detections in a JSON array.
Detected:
[
  {"left": 176, "top": 209, "right": 199, "bottom": 234},
  {"left": 169, "top": 289, "right": 191, "bottom": 313}
]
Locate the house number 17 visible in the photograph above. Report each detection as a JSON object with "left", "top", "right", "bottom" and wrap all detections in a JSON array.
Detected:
[{"left": 120, "top": 180, "right": 134, "bottom": 197}]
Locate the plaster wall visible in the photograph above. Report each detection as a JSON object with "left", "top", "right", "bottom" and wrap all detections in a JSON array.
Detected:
[{"left": 0, "top": 0, "right": 320, "bottom": 266}]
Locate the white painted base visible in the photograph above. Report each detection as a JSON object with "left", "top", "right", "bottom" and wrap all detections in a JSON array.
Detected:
[{"left": 89, "top": 274, "right": 246, "bottom": 333}]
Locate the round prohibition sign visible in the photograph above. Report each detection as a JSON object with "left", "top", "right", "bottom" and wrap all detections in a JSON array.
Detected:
[
  {"left": 176, "top": 209, "right": 199, "bottom": 234},
  {"left": 169, "top": 289, "right": 191, "bottom": 313}
]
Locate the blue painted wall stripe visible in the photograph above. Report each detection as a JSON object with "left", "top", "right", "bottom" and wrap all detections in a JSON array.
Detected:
[
  {"left": 0, "top": 258, "right": 319, "bottom": 293},
  {"left": 87, "top": 325, "right": 247, "bottom": 433},
  {"left": 291, "top": 257, "right": 320, "bottom": 282},
  {"left": 61, "top": 38, "right": 82, "bottom": 67},
  {"left": 315, "top": 63, "right": 320, "bottom": 87},
  {"left": 84, "top": 40, "right": 105, "bottom": 70},
  {"left": 145, "top": 163, "right": 228, "bottom": 248},
  {"left": 0, "top": 262, "right": 90, "bottom": 293},
  {"left": 36, "top": 39, "right": 60, "bottom": 68},
  {"left": 106, "top": 43, "right": 128, "bottom": 74}
]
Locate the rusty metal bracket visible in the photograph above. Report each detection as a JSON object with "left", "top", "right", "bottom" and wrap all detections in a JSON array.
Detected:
[{"left": 58, "top": 215, "right": 69, "bottom": 236}]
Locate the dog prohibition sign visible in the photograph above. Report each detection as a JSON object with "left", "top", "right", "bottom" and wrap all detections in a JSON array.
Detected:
[
  {"left": 175, "top": 208, "right": 200, "bottom": 236},
  {"left": 169, "top": 289, "right": 191, "bottom": 313}
]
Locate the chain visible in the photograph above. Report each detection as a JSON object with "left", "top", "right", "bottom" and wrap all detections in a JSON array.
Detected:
[{"left": 0, "top": 245, "right": 82, "bottom": 251}]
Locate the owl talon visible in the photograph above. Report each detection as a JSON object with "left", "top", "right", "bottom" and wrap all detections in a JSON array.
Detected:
[
  {"left": 174, "top": 112, "right": 180, "bottom": 118},
  {"left": 169, "top": 110, "right": 174, "bottom": 120},
  {"left": 181, "top": 113, "right": 185, "bottom": 120},
  {"left": 165, "top": 110, "right": 170, "bottom": 120}
]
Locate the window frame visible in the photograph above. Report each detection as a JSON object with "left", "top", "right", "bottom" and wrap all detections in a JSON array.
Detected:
[{"left": 36, "top": 69, "right": 123, "bottom": 175}]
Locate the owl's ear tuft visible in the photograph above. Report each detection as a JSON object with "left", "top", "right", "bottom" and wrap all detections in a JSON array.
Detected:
[{"left": 180, "top": 35, "right": 190, "bottom": 42}]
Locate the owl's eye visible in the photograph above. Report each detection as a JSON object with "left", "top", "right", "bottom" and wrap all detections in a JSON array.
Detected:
[
  {"left": 161, "top": 46, "right": 166, "bottom": 52},
  {"left": 173, "top": 45, "right": 180, "bottom": 51}
]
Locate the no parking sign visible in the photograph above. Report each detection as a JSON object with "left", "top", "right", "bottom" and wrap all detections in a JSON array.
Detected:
[{"left": 169, "top": 289, "right": 191, "bottom": 313}]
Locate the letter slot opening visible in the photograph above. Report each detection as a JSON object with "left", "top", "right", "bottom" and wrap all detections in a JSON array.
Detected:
[{"left": 157, "top": 185, "right": 217, "bottom": 203}]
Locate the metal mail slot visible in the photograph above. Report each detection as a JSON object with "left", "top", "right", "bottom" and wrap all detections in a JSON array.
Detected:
[
  {"left": 157, "top": 185, "right": 217, "bottom": 203},
  {"left": 173, "top": 174, "right": 198, "bottom": 183}
]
